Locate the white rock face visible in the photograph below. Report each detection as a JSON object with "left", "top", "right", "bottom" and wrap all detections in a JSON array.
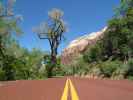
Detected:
[{"left": 61, "top": 27, "right": 107, "bottom": 64}]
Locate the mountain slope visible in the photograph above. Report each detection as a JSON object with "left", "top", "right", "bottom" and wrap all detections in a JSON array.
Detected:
[{"left": 61, "top": 27, "right": 107, "bottom": 64}]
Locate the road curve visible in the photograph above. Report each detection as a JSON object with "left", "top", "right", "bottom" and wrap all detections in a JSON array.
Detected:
[{"left": 0, "top": 77, "right": 133, "bottom": 100}]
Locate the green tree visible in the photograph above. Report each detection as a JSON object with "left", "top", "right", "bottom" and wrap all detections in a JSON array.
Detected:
[
  {"left": 0, "top": 0, "right": 22, "bottom": 80},
  {"left": 83, "top": 44, "right": 103, "bottom": 63},
  {"left": 96, "top": 0, "right": 133, "bottom": 61},
  {"left": 5, "top": 39, "right": 45, "bottom": 80},
  {"left": 81, "top": 0, "right": 133, "bottom": 79}
]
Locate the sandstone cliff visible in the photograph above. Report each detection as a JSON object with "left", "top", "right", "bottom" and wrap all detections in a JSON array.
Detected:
[{"left": 61, "top": 27, "right": 107, "bottom": 65}]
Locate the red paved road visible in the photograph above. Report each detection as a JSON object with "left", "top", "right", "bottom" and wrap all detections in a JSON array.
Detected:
[
  {"left": 0, "top": 77, "right": 133, "bottom": 100},
  {"left": 0, "top": 78, "right": 66, "bottom": 100},
  {"left": 71, "top": 77, "right": 133, "bottom": 100}
]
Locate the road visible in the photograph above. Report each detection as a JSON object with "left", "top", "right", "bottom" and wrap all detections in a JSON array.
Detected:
[{"left": 0, "top": 77, "right": 133, "bottom": 100}]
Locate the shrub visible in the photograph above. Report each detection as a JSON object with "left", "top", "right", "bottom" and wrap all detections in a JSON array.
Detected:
[
  {"left": 111, "top": 63, "right": 128, "bottom": 79},
  {"left": 127, "top": 76, "right": 133, "bottom": 80},
  {"left": 88, "top": 64, "right": 102, "bottom": 77},
  {"left": 62, "top": 55, "right": 89, "bottom": 76},
  {"left": 0, "top": 68, "right": 5, "bottom": 80},
  {"left": 83, "top": 44, "right": 103, "bottom": 63},
  {"left": 125, "top": 59, "right": 133, "bottom": 77},
  {"left": 100, "top": 60, "right": 122, "bottom": 78}
]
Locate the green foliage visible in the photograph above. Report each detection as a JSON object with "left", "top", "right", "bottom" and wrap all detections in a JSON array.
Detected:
[
  {"left": 83, "top": 44, "right": 103, "bottom": 63},
  {"left": 0, "top": 0, "right": 47, "bottom": 81},
  {"left": 0, "top": 0, "right": 133, "bottom": 80},
  {"left": 63, "top": 0, "right": 133, "bottom": 79},
  {"left": 0, "top": 37, "right": 46, "bottom": 80},
  {"left": 99, "top": 60, "right": 122, "bottom": 77},
  {"left": 83, "top": 0, "right": 133, "bottom": 63},
  {"left": 126, "top": 59, "right": 133, "bottom": 76},
  {"left": 0, "top": 67, "right": 5, "bottom": 80},
  {"left": 115, "top": 0, "right": 133, "bottom": 17},
  {"left": 62, "top": 55, "right": 89, "bottom": 76},
  {"left": 127, "top": 76, "right": 133, "bottom": 80},
  {"left": 43, "top": 54, "right": 64, "bottom": 77},
  {"left": 52, "top": 56, "right": 64, "bottom": 76},
  {"left": 87, "top": 63, "right": 102, "bottom": 77},
  {"left": 103, "top": 1, "right": 133, "bottom": 61}
]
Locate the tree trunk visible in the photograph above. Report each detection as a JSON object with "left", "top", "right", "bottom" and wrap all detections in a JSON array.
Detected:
[{"left": 47, "top": 42, "right": 58, "bottom": 78}]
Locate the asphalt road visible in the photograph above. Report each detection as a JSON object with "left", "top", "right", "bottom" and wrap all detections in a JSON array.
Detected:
[{"left": 0, "top": 77, "right": 133, "bottom": 100}]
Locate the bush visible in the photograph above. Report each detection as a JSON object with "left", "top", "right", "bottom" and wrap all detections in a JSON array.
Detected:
[
  {"left": 0, "top": 68, "right": 5, "bottom": 80},
  {"left": 83, "top": 44, "right": 103, "bottom": 63},
  {"left": 127, "top": 76, "right": 133, "bottom": 80},
  {"left": 111, "top": 63, "right": 128, "bottom": 79},
  {"left": 125, "top": 59, "right": 133, "bottom": 77},
  {"left": 87, "top": 64, "right": 102, "bottom": 77},
  {"left": 62, "top": 55, "right": 89, "bottom": 76},
  {"left": 99, "top": 60, "right": 122, "bottom": 78}
]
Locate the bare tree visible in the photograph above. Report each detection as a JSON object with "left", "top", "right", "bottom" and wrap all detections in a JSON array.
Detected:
[{"left": 33, "top": 8, "right": 67, "bottom": 77}]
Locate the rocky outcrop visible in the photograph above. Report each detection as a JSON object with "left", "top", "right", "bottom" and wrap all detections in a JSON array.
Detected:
[{"left": 61, "top": 27, "right": 107, "bottom": 65}]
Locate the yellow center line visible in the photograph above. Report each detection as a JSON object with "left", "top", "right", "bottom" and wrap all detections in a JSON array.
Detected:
[
  {"left": 61, "top": 79, "right": 69, "bottom": 100},
  {"left": 69, "top": 79, "right": 79, "bottom": 100},
  {"left": 61, "top": 78, "right": 79, "bottom": 100}
]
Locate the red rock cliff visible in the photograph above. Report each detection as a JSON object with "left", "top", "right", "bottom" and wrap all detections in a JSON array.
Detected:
[{"left": 61, "top": 27, "right": 107, "bottom": 65}]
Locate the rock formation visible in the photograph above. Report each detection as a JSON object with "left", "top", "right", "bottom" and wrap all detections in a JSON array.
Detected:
[{"left": 61, "top": 27, "right": 107, "bottom": 65}]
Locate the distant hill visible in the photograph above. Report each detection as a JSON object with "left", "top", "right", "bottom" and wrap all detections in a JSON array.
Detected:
[{"left": 61, "top": 27, "right": 107, "bottom": 65}]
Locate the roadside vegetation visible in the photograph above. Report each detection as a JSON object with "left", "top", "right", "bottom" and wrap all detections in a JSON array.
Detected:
[
  {"left": 63, "top": 0, "right": 133, "bottom": 80},
  {"left": 0, "top": 0, "right": 133, "bottom": 80}
]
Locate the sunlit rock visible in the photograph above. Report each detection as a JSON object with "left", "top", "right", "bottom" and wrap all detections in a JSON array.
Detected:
[{"left": 61, "top": 27, "right": 107, "bottom": 65}]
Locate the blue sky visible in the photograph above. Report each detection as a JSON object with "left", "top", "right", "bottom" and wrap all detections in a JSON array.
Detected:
[{"left": 14, "top": 0, "right": 120, "bottom": 53}]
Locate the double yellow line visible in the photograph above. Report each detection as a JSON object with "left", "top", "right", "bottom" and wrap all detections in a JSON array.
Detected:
[{"left": 61, "top": 78, "right": 79, "bottom": 100}]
